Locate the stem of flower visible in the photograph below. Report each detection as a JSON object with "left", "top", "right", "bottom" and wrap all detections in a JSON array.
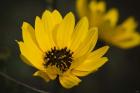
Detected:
[{"left": 0, "top": 71, "right": 49, "bottom": 93}]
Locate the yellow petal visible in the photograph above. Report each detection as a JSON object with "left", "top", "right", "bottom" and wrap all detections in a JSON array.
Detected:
[
  {"left": 121, "top": 17, "right": 138, "bottom": 32},
  {"left": 18, "top": 42, "right": 45, "bottom": 71},
  {"left": 104, "top": 8, "right": 119, "bottom": 26},
  {"left": 72, "top": 57, "right": 108, "bottom": 76},
  {"left": 71, "top": 46, "right": 109, "bottom": 69},
  {"left": 115, "top": 32, "right": 140, "bottom": 49},
  {"left": 70, "top": 17, "right": 89, "bottom": 51},
  {"left": 35, "top": 16, "right": 52, "bottom": 52},
  {"left": 89, "top": 1, "right": 106, "bottom": 13},
  {"left": 56, "top": 12, "right": 75, "bottom": 48},
  {"left": 22, "top": 22, "right": 39, "bottom": 49},
  {"left": 21, "top": 22, "right": 44, "bottom": 70},
  {"left": 42, "top": 10, "right": 55, "bottom": 32},
  {"left": 73, "top": 28, "right": 98, "bottom": 58},
  {"left": 89, "top": 1, "right": 98, "bottom": 12},
  {"left": 76, "top": 0, "right": 88, "bottom": 17},
  {"left": 51, "top": 10, "right": 62, "bottom": 44},
  {"left": 70, "top": 54, "right": 88, "bottom": 69},
  {"left": 97, "top": 1, "right": 106, "bottom": 13},
  {"left": 76, "top": 57, "right": 107, "bottom": 71},
  {"left": 33, "top": 71, "right": 50, "bottom": 82},
  {"left": 59, "top": 72, "right": 81, "bottom": 88},
  {"left": 112, "top": 30, "right": 132, "bottom": 42},
  {"left": 87, "top": 46, "right": 109, "bottom": 60},
  {"left": 40, "top": 10, "right": 58, "bottom": 51},
  {"left": 71, "top": 70, "right": 91, "bottom": 77},
  {"left": 45, "top": 66, "right": 58, "bottom": 80},
  {"left": 51, "top": 10, "right": 62, "bottom": 26}
]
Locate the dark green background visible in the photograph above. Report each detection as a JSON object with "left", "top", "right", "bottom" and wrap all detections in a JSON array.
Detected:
[{"left": 0, "top": 0, "right": 140, "bottom": 93}]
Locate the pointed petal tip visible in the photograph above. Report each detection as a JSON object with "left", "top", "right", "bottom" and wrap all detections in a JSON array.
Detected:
[
  {"left": 43, "top": 10, "right": 51, "bottom": 15},
  {"left": 22, "top": 21, "right": 28, "bottom": 29},
  {"left": 33, "top": 71, "right": 50, "bottom": 82},
  {"left": 35, "top": 16, "right": 41, "bottom": 20},
  {"left": 126, "top": 16, "right": 138, "bottom": 25},
  {"left": 103, "top": 57, "right": 109, "bottom": 62},
  {"left": 68, "top": 11, "right": 74, "bottom": 15},
  {"left": 110, "top": 8, "right": 119, "bottom": 13},
  {"left": 15, "top": 40, "right": 19, "bottom": 43},
  {"left": 42, "top": 10, "right": 52, "bottom": 19},
  {"left": 63, "top": 12, "right": 75, "bottom": 23},
  {"left": 104, "top": 45, "right": 110, "bottom": 51},
  {"left": 16, "top": 40, "right": 23, "bottom": 45},
  {"left": 110, "top": 8, "right": 119, "bottom": 17},
  {"left": 81, "top": 17, "right": 88, "bottom": 23},
  {"left": 66, "top": 12, "right": 75, "bottom": 18},
  {"left": 22, "top": 21, "right": 33, "bottom": 31},
  {"left": 33, "top": 71, "right": 38, "bottom": 76},
  {"left": 52, "top": 9, "right": 59, "bottom": 13},
  {"left": 126, "top": 16, "right": 135, "bottom": 20}
]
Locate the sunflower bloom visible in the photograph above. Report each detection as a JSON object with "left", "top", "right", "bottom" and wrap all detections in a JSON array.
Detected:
[
  {"left": 76, "top": 0, "right": 140, "bottom": 49},
  {"left": 17, "top": 10, "right": 109, "bottom": 88}
]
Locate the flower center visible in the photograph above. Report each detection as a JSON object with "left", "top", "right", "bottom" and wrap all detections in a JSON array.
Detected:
[{"left": 44, "top": 47, "right": 73, "bottom": 72}]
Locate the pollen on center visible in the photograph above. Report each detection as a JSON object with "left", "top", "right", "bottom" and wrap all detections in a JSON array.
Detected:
[{"left": 44, "top": 47, "right": 73, "bottom": 72}]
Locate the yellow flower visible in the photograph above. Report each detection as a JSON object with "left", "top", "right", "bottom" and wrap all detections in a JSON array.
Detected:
[
  {"left": 17, "top": 10, "right": 109, "bottom": 88},
  {"left": 76, "top": 0, "right": 140, "bottom": 49}
]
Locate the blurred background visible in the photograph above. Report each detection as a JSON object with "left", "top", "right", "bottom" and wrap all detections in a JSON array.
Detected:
[{"left": 0, "top": 0, "right": 140, "bottom": 93}]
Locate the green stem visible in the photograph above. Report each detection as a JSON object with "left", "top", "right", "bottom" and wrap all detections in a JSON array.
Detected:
[{"left": 0, "top": 71, "right": 49, "bottom": 93}]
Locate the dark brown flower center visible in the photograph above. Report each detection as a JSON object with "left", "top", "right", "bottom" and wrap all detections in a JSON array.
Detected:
[{"left": 44, "top": 47, "right": 73, "bottom": 72}]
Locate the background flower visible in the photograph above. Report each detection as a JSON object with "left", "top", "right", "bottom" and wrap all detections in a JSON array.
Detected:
[{"left": 76, "top": 0, "right": 140, "bottom": 49}]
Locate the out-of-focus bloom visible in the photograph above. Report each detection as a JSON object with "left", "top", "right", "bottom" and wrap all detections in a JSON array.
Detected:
[
  {"left": 17, "top": 10, "right": 109, "bottom": 88},
  {"left": 77, "top": 0, "right": 140, "bottom": 49}
]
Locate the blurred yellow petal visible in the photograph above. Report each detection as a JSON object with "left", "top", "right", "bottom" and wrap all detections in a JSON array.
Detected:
[
  {"left": 104, "top": 8, "right": 119, "bottom": 27},
  {"left": 76, "top": 0, "right": 88, "bottom": 17},
  {"left": 97, "top": 1, "right": 106, "bottom": 13},
  {"left": 120, "top": 17, "right": 138, "bottom": 32},
  {"left": 89, "top": 1, "right": 106, "bottom": 13},
  {"left": 115, "top": 32, "right": 140, "bottom": 49},
  {"left": 77, "top": 0, "right": 140, "bottom": 49}
]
